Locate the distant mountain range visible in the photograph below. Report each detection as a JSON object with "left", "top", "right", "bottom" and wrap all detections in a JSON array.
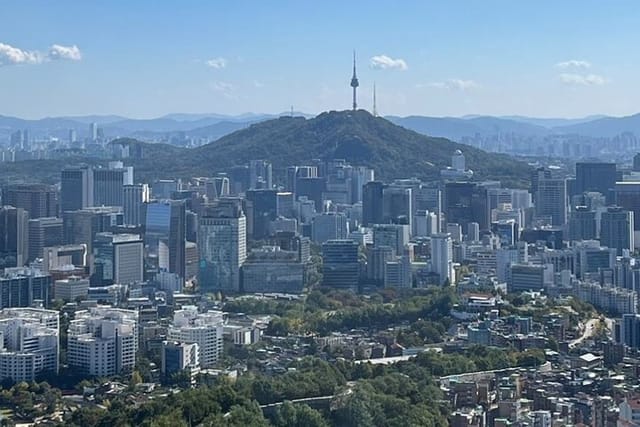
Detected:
[{"left": 2, "top": 111, "right": 640, "bottom": 143}]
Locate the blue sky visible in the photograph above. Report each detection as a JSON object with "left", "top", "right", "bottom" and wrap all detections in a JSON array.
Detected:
[{"left": 1, "top": 1, "right": 639, "bottom": 119}]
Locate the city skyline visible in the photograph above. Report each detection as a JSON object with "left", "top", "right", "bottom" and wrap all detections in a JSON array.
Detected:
[{"left": 2, "top": 1, "right": 640, "bottom": 119}]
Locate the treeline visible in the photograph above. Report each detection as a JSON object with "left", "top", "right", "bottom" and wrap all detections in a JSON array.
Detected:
[{"left": 64, "top": 346, "right": 546, "bottom": 427}]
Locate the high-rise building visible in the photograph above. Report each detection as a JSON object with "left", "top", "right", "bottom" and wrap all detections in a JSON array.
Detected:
[
  {"left": 296, "top": 177, "right": 326, "bottom": 213},
  {"left": 509, "top": 264, "right": 553, "bottom": 293},
  {"left": 54, "top": 276, "right": 90, "bottom": 302},
  {"left": 414, "top": 210, "right": 439, "bottom": 237},
  {"left": 530, "top": 167, "right": 551, "bottom": 204},
  {"left": 152, "top": 179, "right": 181, "bottom": 199},
  {"left": 249, "top": 160, "right": 272, "bottom": 190},
  {"left": 621, "top": 314, "right": 640, "bottom": 350},
  {"left": 535, "top": 178, "right": 567, "bottom": 226},
  {"left": 362, "top": 181, "right": 384, "bottom": 227},
  {"left": 568, "top": 206, "right": 597, "bottom": 241},
  {"left": 93, "top": 166, "right": 125, "bottom": 207},
  {"left": 89, "top": 122, "right": 98, "bottom": 141},
  {"left": 367, "top": 246, "right": 395, "bottom": 286},
  {"left": 161, "top": 341, "right": 199, "bottom": 378},
  {"left": 0, "top": 267, "right": 52, "bottom": 309},
  {"left": 431, "top": 233, "right": 453, "bottom": 285},
  {"left": 491, "top": 219, "right": 518, "bottom": 247},
  {"left": 311, "top": 212, "right": 349, "bottom": 244},
  {"left": 42, "top": 244, "right": 88, "bottom": 272},
  {"left": 600, "top": 207, "right": 634, "bottom": 256},
  {"left": 67, "top": 306, "right": 138, "bottom": 377},
  {"left": 0, "top": 308, "right": 59, "bottom": 382},
  {"left": 276, "top": 192, "right": 296, "bottom": 219},
  {"left": 444, "top": 182, "right": 489, "bottom": 232},
  {"left": 123, "top": 184, "right": 150, "bottom": 226},
  {"left": 143, "top": 200, "right": 186, "bottom": 279},
  {"left": 62, "top": 206, "right": 124, "bottom": 253},
  {"left": 3, "top": 184, "right": 57, "bottom": 219},
  {"left": 615, "top": 182, "right": 640, "bottom": 231},
  {"left": 198, "top": 200, "right": 246, "bottom": 292},
  {"left": 245, "top": 189, "right": 277, "bottom": 239},
  {"left": 576, "top": 162, "right": 617, "bottom": 203},
  {"left": 61, "top": 166, "right": 93, "bottom": 212},
  {"left": 204, "top": 176, "right": 230, "bottom": 200},
  {"left": 322, "top": 240, "right": 360, "bottom": 287},
  {"left": 27, "top": 217, "right": 63, "bottom": 262},
  {"left": 92, "top": 233, "right": 144, "bottom": 286},
  {"left": 383, "top": 186, "right": 413, "bottom": 229},
  {"left": 373, "top": 224, "right": 409, "bottom": 254},
  {"left": 167, "top": 307, "right": 224, "bottom": 368},
  {"left": 0, "top": 206, "right": 29, "bottom": 267},
  {"left": 241, "top": 247, "right": 305, "bottom": 293}
]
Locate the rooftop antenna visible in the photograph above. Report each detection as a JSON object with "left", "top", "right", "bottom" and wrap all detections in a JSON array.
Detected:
[{"left": 373, "top": 82, "right": 378, "bottom": 117}]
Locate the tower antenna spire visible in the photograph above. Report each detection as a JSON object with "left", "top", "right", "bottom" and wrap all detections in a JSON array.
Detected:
[
  {"left": 373, "top": 82, "right": 377, "bottom": 117},
  {"left": 350, "top": 50, "right": 359, "bottom": 111}
]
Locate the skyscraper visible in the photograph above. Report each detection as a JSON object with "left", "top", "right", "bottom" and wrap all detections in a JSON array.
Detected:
[
  {"left": 373, "top": 224, "right": 410, "bottom": 254},
  {"left": 89, "top": 122, "right": 98, "bottom": 141},
  {"left": 61, "top": 166, "right": 93, "bottom": 212},
  {"left": 568, "top": 206, "right": 597, "bottom": 241},
  {"left": 444, "top": 182, "right": 489, "bottom": 232},
  {"left": 535, "top": 178, "right": 567, "bottom": 226},
  {"left": 362, "top": 181, "right": 384, "bottom": 227},
  {"left": 311, "top": 212, "right": 349, "bottom": 244},
  {"left": 600, "top": 207, "right": 634, "bottom": 256},
  {"left": 143, "top": 200, "right": 186, "bottom": 279},
  {"left": 0, "top": 206, "right": 29, "bottom": 267},
  {"left": 123, "top": 184, "right": 150, "bottom": 226},
  {"left": 322, "top": 240, "right": 360, "bottom": 288},
  {"left": 383, "top": 186, "right": 412, "bottom": 229},
  {"left": 575, "top": 162, "right": 617, "bottom": 203},
  {"left": 431, "top": 233, "right": 453, "bottom": 285},
  {"left": 63, "top": 206, "right": 124, "bottom": 253},
  {"left": 3, "top": 184, "right": 57, "bottom": 219},
  {"left": 249, "top": 160, "right": 272, "bottom": 190},
  {"left": 27, "top": 217, "right": 63, "bottom": 262},
  {"left": 245, "top": 189, "right": 277, "bottom": 239},
  {"left": 615, "top": 182, "right": 640, "bottom": 232},
  {"left": 198, "top": 200, "right": 246, "bottom": 292},
  {"left": 93, "top": 166, "right": 125, "bottom": 207},
  {"left": 92, "top": 233, "right": 144, "bottom": 285}
]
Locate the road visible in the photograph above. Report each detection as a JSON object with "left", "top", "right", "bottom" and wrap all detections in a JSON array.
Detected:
[{"left": 569, "top": 318, "right": 599, "bottom": 349}]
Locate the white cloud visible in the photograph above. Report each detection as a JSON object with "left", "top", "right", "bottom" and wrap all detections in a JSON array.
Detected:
[
  {"left": 370, "top": 54, "right": 408, "bottom": 70},
  {"left": 0, "top": 42, "right": 82, "bottom": 66},
  {"left": 209, "top": 81, "right": 236, "bottom": 99},
  {"left": 559, "top": 73, "right": 607, "bottom": 86},
  {"left": 48, "top": 44, "right": 82, "bottom": 61},
  {"left": 206, "top": 57, "right": 227, "bottom": 69},
  {"left": 420, "top": 79, "right": 480, "bottom": 91},
  {"left": 555, "top": 59, "right": 591, "bottom": 69},
  {"left": 0, "top": 42, "right": 41, "bottom": 66}
]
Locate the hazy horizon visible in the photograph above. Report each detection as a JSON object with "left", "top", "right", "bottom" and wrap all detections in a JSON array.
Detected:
[{"left": 2, "top": 1, "right": 640, "bottom": 119}]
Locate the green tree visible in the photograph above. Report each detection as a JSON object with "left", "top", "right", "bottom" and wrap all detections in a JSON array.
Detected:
[{"left": 273, "top": 401, "right": 329, "bottom": 427}]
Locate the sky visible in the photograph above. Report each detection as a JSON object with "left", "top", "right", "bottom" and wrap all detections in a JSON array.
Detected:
[{"left": 1, "top": 1, "right": 640, "bottom": 119}]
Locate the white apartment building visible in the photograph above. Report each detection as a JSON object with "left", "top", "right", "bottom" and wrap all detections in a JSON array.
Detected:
[
  {"left": 167, "top": 306, "right": 224, "bottom": 368},
  {"left": 0, "top": 308, "right": 59, "bottom": 382},
  {"left": 67, "top": 306, "right": 138, "bottom": 377}
]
